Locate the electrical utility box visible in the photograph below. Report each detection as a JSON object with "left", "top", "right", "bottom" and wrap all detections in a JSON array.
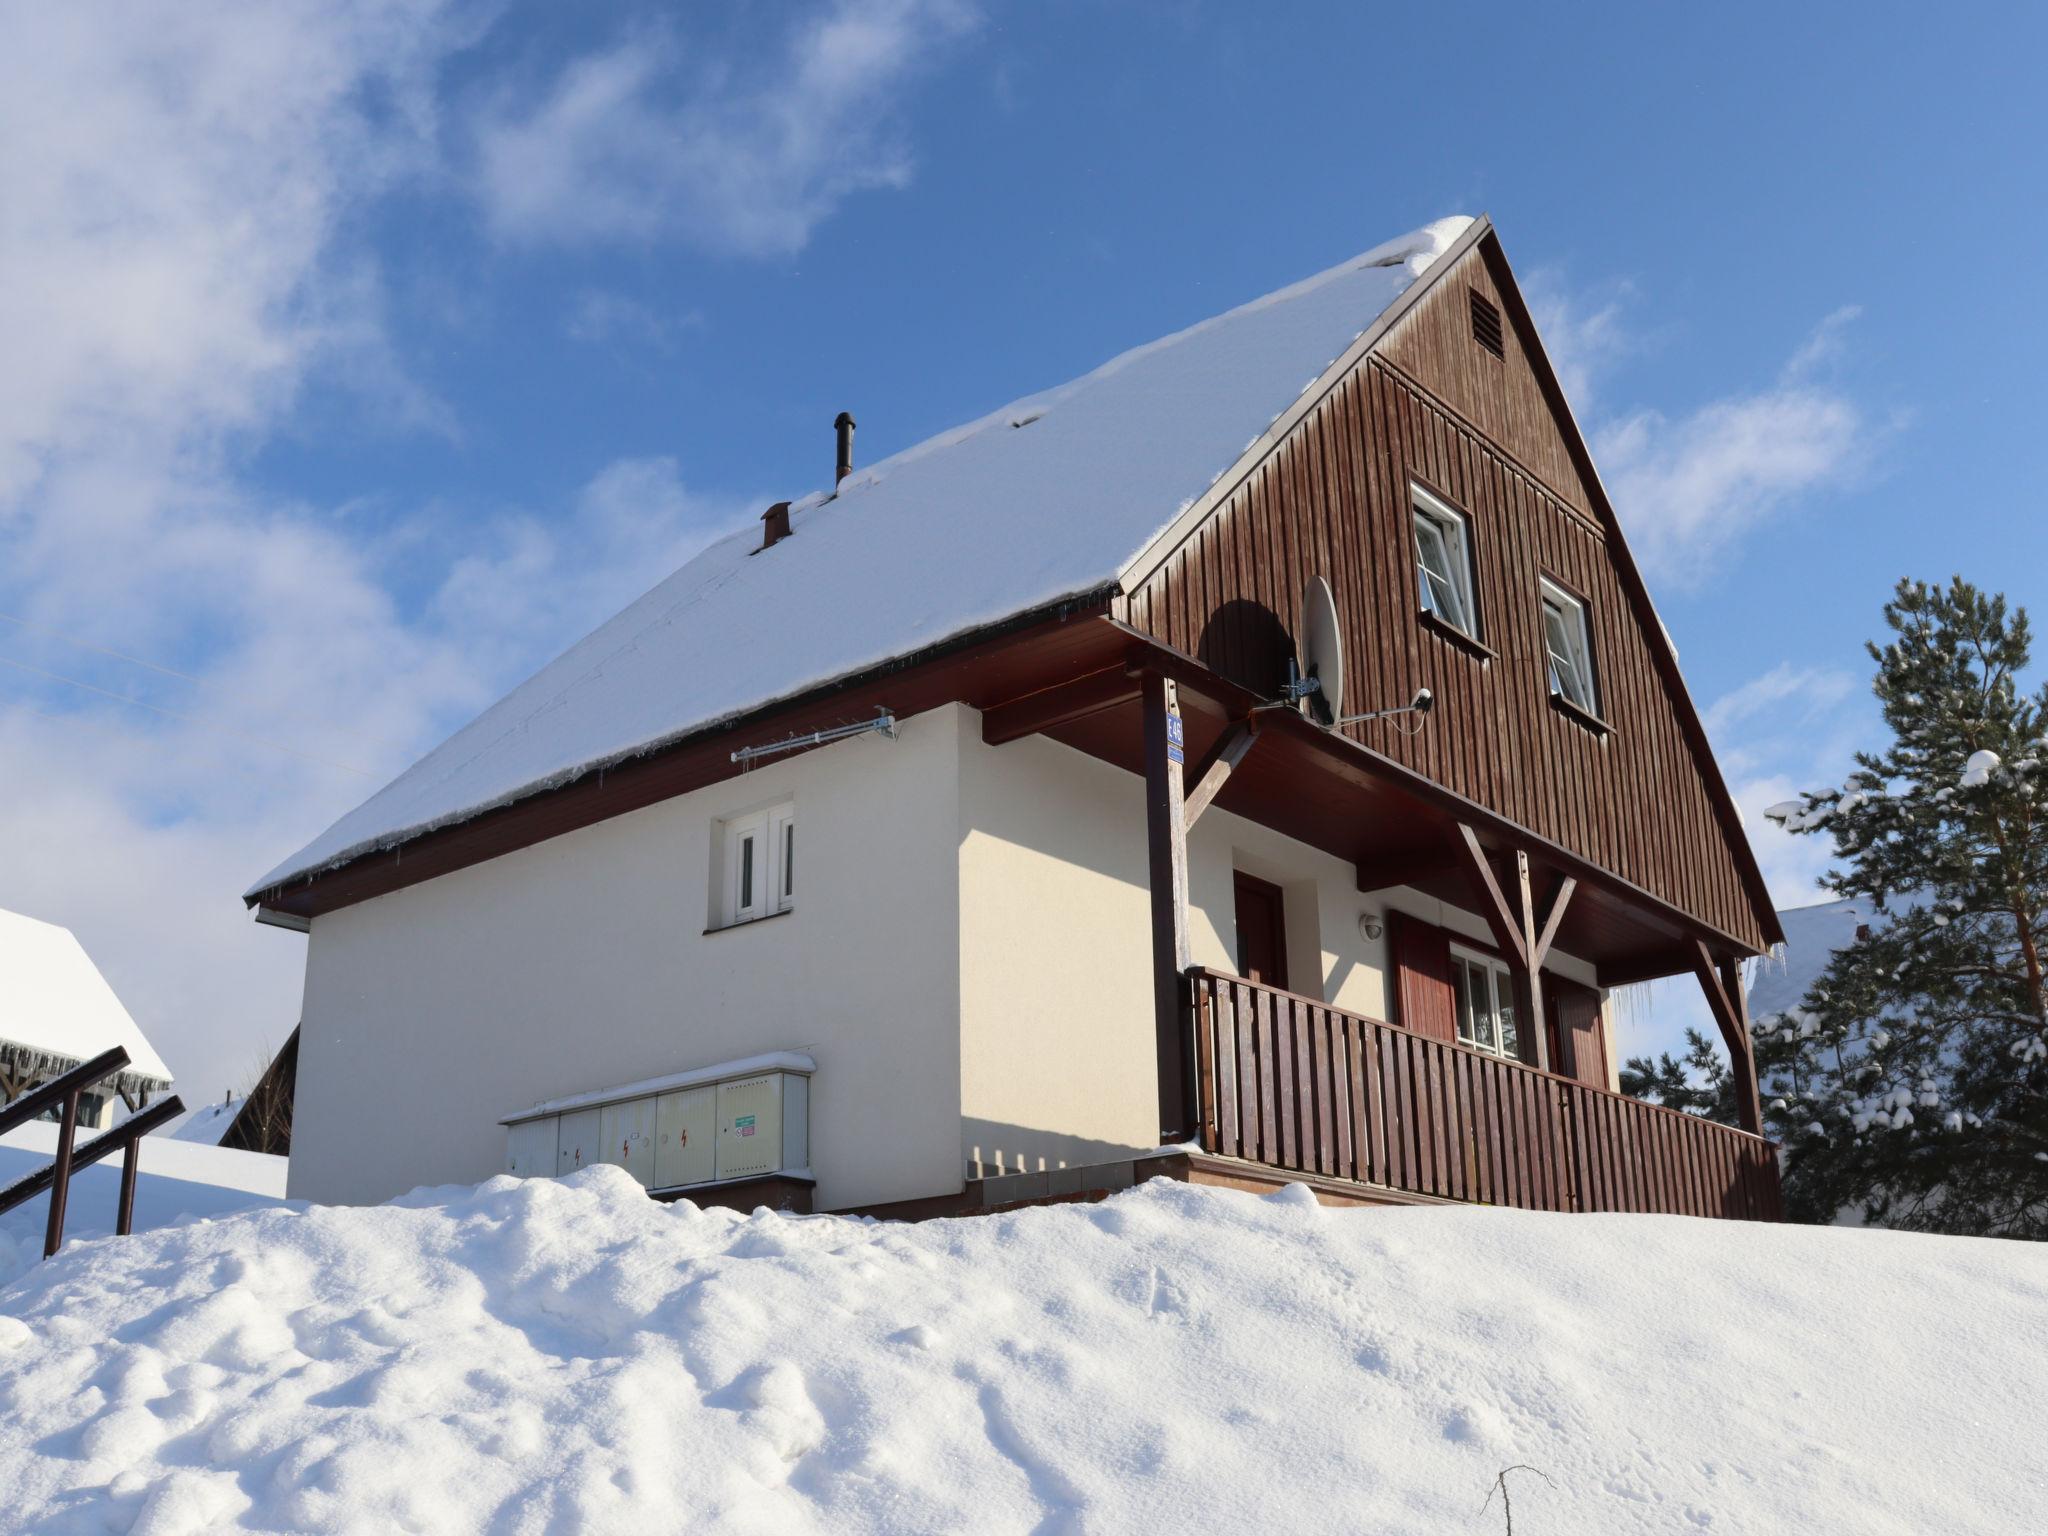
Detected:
[
  {"left": 556, "top": 1107, "right": 601, "bottom": 1177},
  {"left": 505, "top": 1116, "right": 557, "bottom": 1179},
  {"left": 654, "top": 1086, "right": 716, "bottom": 1190},
  {"left": 501, "top": 1054, "right": 813, "bottom": 1198},
  {"left": 599, "top": 1095, "right": 657, "bottom": 1186}
]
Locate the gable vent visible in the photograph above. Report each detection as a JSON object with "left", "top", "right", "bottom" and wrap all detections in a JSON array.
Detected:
[{"left": 1468, "top": 288, "right": 1504, "bottom": 359}]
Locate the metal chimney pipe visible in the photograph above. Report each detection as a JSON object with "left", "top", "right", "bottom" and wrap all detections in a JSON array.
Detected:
[{"left": 834, "top": 411, "right": 856, "bottom": 485}]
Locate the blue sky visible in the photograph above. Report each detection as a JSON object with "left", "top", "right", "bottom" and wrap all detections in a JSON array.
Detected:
[{"left": 3, "top": 1, "right": 2042, "bottom": 1092}]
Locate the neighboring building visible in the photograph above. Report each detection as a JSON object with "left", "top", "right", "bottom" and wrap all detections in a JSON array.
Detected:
[
  {"left": 0, "top": 907, "right": 172, "bottom": 1132},
  {"left": 157, "top": 1026, "right": 296, "bottom": 1156},
  {"left": 249, "top": 216, "right": 1784, "bottom": 1220},
  {"left": 1748, "top": 897, "right": 1871, "bottom": 1020}
]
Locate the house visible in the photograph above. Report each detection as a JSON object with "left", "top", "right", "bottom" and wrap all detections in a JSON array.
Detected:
[
  {"left": 248, "top": 216, "right": 1784, "bottom": 1220},
  {"left": 0, "top": 906, "right": 173, "bottom": 1132}
]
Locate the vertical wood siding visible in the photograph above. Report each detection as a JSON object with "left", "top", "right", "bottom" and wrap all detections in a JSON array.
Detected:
[{"left": 1123, "top": 249, "right": 1768, "bottom": 954}]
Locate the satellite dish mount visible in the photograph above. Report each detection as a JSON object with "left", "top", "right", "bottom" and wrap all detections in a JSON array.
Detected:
[{"left": 1282, "top": 575, "right": 1434, "bottom": 731}]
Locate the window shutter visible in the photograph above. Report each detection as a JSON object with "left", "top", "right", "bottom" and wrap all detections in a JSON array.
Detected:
[
  {"left": 1391, "top": 913, "right": 1457, "bottom": 1043},
  {"left": 1551, "top": 978, "right": 1607, "bottom": 1089}
]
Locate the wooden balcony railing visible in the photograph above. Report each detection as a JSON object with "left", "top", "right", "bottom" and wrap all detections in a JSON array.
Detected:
[{"left": 1188, "top": 968, "right": 1782, "bottom": 1221}]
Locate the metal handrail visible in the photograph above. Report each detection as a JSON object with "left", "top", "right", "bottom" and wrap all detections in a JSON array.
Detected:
[
  {"left": 0, "top": 1045, "right": 186, "bottom": 1257},
  {"left": 0, "top": 1093, "right": 187, "bottom": 1223},
  {"left": 0, "top": 1046, "right": 130, "bottom": 1138}
]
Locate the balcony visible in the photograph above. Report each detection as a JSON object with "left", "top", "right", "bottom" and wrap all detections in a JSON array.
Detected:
[{"left": 1188, "top": 969, "right": 1782, "bottom": 1220}]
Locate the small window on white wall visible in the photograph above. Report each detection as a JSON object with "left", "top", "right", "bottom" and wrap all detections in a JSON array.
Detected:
[{"left": 721, "top": 802, "right": 794, "bottom": 925}]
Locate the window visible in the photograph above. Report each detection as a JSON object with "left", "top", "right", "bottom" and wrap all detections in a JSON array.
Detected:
[
  {"left": 721, "top": 802, "right": 794, "bottom": 925},
  {"left": 1449, "top": 946, "right": 1518, "bottom": 1060},
  {"left": 1411, "top": 486, "right": 1478, "bottom": 639},
  {"left": 1540, "top": 579, "right": 1598, "bottom": 714}
]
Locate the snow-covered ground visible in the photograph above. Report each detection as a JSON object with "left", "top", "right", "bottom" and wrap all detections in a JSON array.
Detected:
[
  {"left": 0, "top": 1170, "right": 2040, "bottom": 1535},
  {"left": 0, "top": 1123, "right": 287, "bottom": 1288}
]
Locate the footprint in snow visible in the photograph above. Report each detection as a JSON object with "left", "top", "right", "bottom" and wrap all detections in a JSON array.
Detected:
[
  {"left": 889, "top": 1324, "right": 940, "bottom": 1351},
  {"left": 1119, "top": 1265, "right": 1191, "bottom": 1321}
]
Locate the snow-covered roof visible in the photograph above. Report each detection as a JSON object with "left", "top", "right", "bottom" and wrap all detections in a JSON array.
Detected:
[
  {"left": 1748, "top": 891, "right": 1934, "bottom": 1020},
  {"left": 158, "top": 1095, "right": 243, "bottom": 1146},
  {"left": 0, "top": 907, "right": 172, "bottom": 1091},
  {"left": 251, "top": 218, "right": 1477, "bottom": 897}
]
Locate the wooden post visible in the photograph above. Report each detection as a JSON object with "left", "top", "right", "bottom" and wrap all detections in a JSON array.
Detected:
[
  {"left": 1452, "top": 827, "right": 1574, "bottom": 1075},
  {"left": 1510, "top": 851, "right": 1548, "bottom": 1073},
  {"left": 1142, "top": 671, "right": 1194, "bottom": 1141},
  {"left": 1693, "top": 941, "right": 1764, "bottom": 1134},
  {"left": 43, "top": 1089, "right": 80, "bottom": 1259}
]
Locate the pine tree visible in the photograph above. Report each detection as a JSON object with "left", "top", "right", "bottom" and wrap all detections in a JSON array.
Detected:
[
  {"left": 1618, "top": 1028, "right": 1740, "bottom": 1126},
  {"left": 1760, "top": 577, "right": 2048, "bottom": 1237}
]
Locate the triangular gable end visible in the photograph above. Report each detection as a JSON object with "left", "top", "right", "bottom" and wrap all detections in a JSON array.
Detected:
[{"left": 1119, "top": 222, "right": 1783, "bottom": 954}]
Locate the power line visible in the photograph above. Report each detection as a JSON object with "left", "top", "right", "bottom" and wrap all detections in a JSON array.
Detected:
[
  {"left": 0, "top": 656, "right": 379, "bottom": 778},
  {"left": 0, "top": 609, "right": 212, "bottom": 689}
]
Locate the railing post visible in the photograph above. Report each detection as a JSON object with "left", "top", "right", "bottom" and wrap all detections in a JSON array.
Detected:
[
  {"left": 117, "top": 1137, "right": 142, "bottom": 1236},
  {"left": 43, "top": 1089, "right": 81, "bottom": 1259}
]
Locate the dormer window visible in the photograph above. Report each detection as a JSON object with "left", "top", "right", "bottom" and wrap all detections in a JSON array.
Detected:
[
  {"left": 1411, "top": 485, "right": 1478, "bottom": 640},
  {"left": 1540, "top": 579, "right": 1599, "bottom": 714}
]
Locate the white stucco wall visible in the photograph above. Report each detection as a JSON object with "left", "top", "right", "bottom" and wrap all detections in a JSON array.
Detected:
[
  {"left": 290, "top": 707, "right": 965, "bottom": 1212},
  {"left": 952, "top": 717, "right": 1405, "bottom": 1180},
  {"left": 291, "top": 698, "right": 1612, "bottom": 1211}
]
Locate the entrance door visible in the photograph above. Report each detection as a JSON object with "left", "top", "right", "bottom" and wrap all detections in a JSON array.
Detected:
[{"left": 1232, "top": 872, "right": 1290, "bottom": 991}]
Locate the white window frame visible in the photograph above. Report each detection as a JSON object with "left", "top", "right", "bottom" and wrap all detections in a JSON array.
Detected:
[
  {"left": 1411, "top": 485, "right": 1479, "bottom": 639},
  {"left": 1448, "top": 944, "right": 1519, "bottom": 1060},
  {"left": 721, "top": 802, "right": 795, "bottom": 925},
  {"left": 1540, "top": 578, "right": 1598, "bottom": 714}
]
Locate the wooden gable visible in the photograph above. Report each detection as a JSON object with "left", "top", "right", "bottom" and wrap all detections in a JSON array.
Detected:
[{"left": 1117, "top": 233, "right": 1777, "bottom": 957}]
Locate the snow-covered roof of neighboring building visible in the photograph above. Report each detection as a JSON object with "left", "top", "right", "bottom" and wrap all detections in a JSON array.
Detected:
[
  {"left": 251, "top": 217, "right": 1477, "bottom": 897},
  {"left": 1747, "top": 896, "right": 1868, "bottom": 1019},
  {"left": 157, "top": 1095, "right": 243, "bottom": 1146},
  {"left": 0, "top": 907, "right": 172, "bottom": 1092}
]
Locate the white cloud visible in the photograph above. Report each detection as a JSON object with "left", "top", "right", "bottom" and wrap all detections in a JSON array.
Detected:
[
  {"left": 1525, "top": 276, "right": 1637, "bottom": 415},
  {"left": 564, "top": 289, "right": 696, "bottom": 350},
  {"left": 1699, "top": 663, "right": 1870, "bottom": 911},
  {"left": 1596, "top": 378, "right": 1867, "bottom": 588},
  {"left": 473, "top": 0, "right": 977, "bottom": 254},
  {"left": 0, "top": 3, "right": 753, "bottom": 1098},
  {"left": 1701, "top": 661, "right": 1856, "bottom": 738}
]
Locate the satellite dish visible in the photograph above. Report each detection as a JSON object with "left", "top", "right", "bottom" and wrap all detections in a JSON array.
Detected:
[{"left": 1297, "top": 576, "right": 1344, "bottom": 727}]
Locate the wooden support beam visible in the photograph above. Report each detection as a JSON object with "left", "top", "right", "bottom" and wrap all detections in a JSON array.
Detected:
[
  {"left": 1693, "top": 941, "right": 1764, "bottom": 1134},
  {"left": 1182, "top": 719, "right": 1260, "bottom": 829},
  {"left": 980, "top": 665, "right": 1140, "bottom": 745},
  {"left": 1531, "top": 875, "right": 1577, "bottom": 971},
  {"left": 1454, "top": 825, "right": 1529, "bottom": 969},
  {"left": 1454, "top": 826, "right": 1565, "bottom": 1073},
  {"left": 1142, "top": 672, "right": 1194, "bottom": 1141}
]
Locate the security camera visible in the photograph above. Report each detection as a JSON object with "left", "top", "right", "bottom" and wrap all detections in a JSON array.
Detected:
[{"left": 1411, "top": 686, "right": 1434, "bottom": 715}]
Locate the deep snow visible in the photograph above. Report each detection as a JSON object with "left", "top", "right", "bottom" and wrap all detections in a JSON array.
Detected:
[
  {"left": 251, "top": 218, "right": 1474, "bottom": 897},
  {"left": 2, "top": 1170, "right": 2042, "bottom": 1534}
]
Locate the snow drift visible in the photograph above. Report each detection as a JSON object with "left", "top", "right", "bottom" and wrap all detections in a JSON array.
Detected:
[{"left": 1, "top": 1170, "right": 2040, "bottom": 1534}]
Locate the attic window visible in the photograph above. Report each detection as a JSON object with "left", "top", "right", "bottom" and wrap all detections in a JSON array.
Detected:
[{"left": 1469, "top": 289, "right": 1504, "bottom": 359}]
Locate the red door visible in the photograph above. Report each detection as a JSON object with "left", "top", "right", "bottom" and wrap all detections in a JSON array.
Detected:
[{"left": 1232, "top": 872, "right": 1290, "bottom": 991}]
